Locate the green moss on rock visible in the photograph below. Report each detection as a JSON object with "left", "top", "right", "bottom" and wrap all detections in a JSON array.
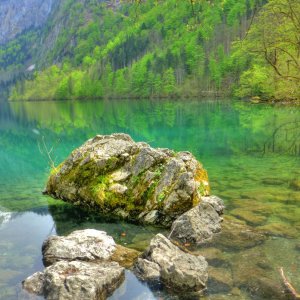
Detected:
[{"left": 45, "top": 134, "right": 210, "bottom": 226}]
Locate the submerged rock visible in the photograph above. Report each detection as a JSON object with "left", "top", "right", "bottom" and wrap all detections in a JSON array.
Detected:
[
  {"left": 205, "top": 216, "right": 267, "bottom": 251},
  {"left": 169, "top": 195, "right": 224, "bottom": 244},
  {"left": 208, "top": 266, "right": 233, "bottom": 293},
  {"left": 23, "top": 260, "right": 124, "bottom": 300},
  {"left": 289, "top": 179, "right": 300, "bottom": 191},
  {"left": 46, "top": 133, "right": 210, "bottom": 226},
  {"left": 134, "top": 233, "right": 208, "bottom": 294},
  {"left": 230, "top": 208, "right": 267, "bottom": 225},
  {"left": 230, "top": 247, "right": 286, "bottom": 300}
]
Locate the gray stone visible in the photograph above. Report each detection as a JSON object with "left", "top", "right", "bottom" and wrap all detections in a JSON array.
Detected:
[
  {"left": 143, "top": 210, "right": 159, "bottom": 224},
  {"left": 23, "top": 229, "right": 140, "bottom": 299},
  {"left": 23, "top": 260, "right": 124, "bottom": 300},
  {"left": 169, "top": 197, "right": 224, "bottom": 244},
  {"left": 202, "top": 195, "right": 225, "bottom": 215},
  {"left": 42, "top": 229, "right": 116, "bottom": 266},
  {"left": 46, "top": 133, "right": 210, "bottom": 226},
  {"left": 134, "top": 234, "right": 208, "bottom": 293}
]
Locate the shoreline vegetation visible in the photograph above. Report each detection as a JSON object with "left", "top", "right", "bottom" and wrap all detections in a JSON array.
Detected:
[{"left": 2, "top": 0, "right": 299, "bottom": 103}]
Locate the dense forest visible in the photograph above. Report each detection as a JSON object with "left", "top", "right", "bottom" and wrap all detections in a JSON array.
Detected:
[{"left": 2, "top": 0, "right": 300, "bottom": 101}]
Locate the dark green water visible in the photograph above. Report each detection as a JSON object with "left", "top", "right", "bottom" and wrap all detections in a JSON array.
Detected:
[{"left": 0, "top": 99, "right": 299, "bottom": 299}]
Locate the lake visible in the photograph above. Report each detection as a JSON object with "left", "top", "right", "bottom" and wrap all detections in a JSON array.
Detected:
[{"left": 0, "top": 98, "right": 299, "bottom": 299}]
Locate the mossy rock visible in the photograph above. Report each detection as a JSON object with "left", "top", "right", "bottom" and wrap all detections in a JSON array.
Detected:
[{"left": 46, "top": 133, "right": 210, "bottom": 227}]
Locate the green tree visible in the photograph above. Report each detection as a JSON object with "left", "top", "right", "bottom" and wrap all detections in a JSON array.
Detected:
[
  {"left": 240, "top": 0, "right": 300, "bottom": 99},
  {"left": 235, "top": 64, "right": 274, "bottom": 98},
  {"left": 163, "top": 68, "right": 176, "bottom": 95}
]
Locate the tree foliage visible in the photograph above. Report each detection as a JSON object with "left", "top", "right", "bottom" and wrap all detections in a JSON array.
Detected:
[
  {"left": 7, "top": 0, "right": 299, "bottom": 101},
  {"left": 233, "top": 0, "right": 300, "bottom": 100}
]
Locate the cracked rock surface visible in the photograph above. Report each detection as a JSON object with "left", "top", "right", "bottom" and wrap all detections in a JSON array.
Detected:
[
  {"left": 42, "top": 229, "right": 116, "bottom": 266},
  {"left": 23, "top": 229, "right": 140, "bottom": 299},
  {"left": 23, "top": 260, "right": 124, "bottom": 300},
  {"left": 46, "top": 133, "right": 210, "bottom": 226},
  {"left": 134, "top": 233, "right": 208, "bottom": 294},
  {"left": 169, "top": 195, "right": 225, "bottom": 244}
]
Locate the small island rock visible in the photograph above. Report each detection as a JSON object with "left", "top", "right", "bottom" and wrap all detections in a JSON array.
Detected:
[{"left": 46, "top": 133, "right": 210, "bottom": 226}]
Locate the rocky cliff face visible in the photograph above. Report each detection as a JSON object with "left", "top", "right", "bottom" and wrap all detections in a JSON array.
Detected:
[{"left": 0, "top": 0, "right": 57, "bottom": 44}]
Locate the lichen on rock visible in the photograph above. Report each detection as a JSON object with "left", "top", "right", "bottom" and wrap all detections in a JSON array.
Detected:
[{"left": 46, "top": 133, "right": 210, "bottom": 226}]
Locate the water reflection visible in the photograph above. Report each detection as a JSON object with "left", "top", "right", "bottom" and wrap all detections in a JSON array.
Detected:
[
  {"left": 0, "top": 208, "right": 12, "bottom": 228},
  {"left": 48, "top": 203, "right": 163, "bottom": 249},
  {"left": 0, "top": 211, "right": 54, "bottom": 299},
  {"left": 109, "top": 271, "right": 164, "bottom": 300}
]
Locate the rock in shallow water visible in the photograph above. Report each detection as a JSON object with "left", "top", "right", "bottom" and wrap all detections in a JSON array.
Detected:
[
  {"left": 23, "top": 260, "right": 124, "bottom": 300},
  {"left": 42, "top": 229, "right": 116, "bottom": 266},
  {"left": 42, "top": 229, "right": 140, "bottom": 268},
  {"left": 169, "top": 195, "right": 224, "bottom": 244},
  {"left": 23, "top": 229, "right": 139, "bottom": 299},
  {"left": 134, "top": 233, "right": 208, "bottom": 294},
  {"left": 46, "top": 133, "right": 210, "bottom": 226}
]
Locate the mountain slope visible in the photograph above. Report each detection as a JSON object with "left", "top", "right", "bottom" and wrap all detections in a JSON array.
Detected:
[
  {"left": 9, "top": 0, "right": 255, "bottom": 100},
  {"left": 0, "top": 0, "right": 57, "bottom": 44},
  {"left": 6, "top": 0, "right": 300, "bottom": 101}
]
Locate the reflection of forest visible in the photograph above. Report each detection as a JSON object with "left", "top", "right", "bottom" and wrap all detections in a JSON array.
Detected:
[
  {"left": 264, "top": 121, "right": 300, "bottom": 156},
  {"left": 233, "top": 102, "right": 300, "bottom": 156},
  {"left": 6, "top": 99, "right": 300, "bottom": 158}
]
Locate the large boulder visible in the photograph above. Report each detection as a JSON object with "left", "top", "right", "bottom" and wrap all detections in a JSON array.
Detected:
[
  {"left": 169, "top": 195, "right": 224, "bottom": 244},
  {"left": 134, "top": 233, "right": 208, "bottom": 294},
  {"left": 46, "top": 133, "right": 210, "bottom": 226},
  {"left": 23, "top": 260, "right": 124, "bottom": 300}
]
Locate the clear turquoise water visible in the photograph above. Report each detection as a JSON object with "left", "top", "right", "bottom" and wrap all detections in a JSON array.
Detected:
[{"left": 0, "top": 99, "right": 299, "bottom": 299}]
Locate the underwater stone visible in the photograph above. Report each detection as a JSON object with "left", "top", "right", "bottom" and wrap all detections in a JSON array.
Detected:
[
  {"left": 46, "top": 133, "right": 210, "bottom": 226},
  {"left": 204, "top": 215, "right": 267, "bottom": 251},
  {"left": 289, "top": 179, "right": 300, "bottom": 191},
  {"left": 208, "top": 266, "right": 233, "bottom": 293}
]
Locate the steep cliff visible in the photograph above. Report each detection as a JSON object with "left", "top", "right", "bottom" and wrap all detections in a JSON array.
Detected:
[{"left": 0, "top": 0, "right": 57, "bottom": 45}]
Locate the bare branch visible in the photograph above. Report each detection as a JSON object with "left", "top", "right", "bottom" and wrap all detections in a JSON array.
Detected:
[{"left": 279, "top": 267, "right": 300, "bottom": 299}]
